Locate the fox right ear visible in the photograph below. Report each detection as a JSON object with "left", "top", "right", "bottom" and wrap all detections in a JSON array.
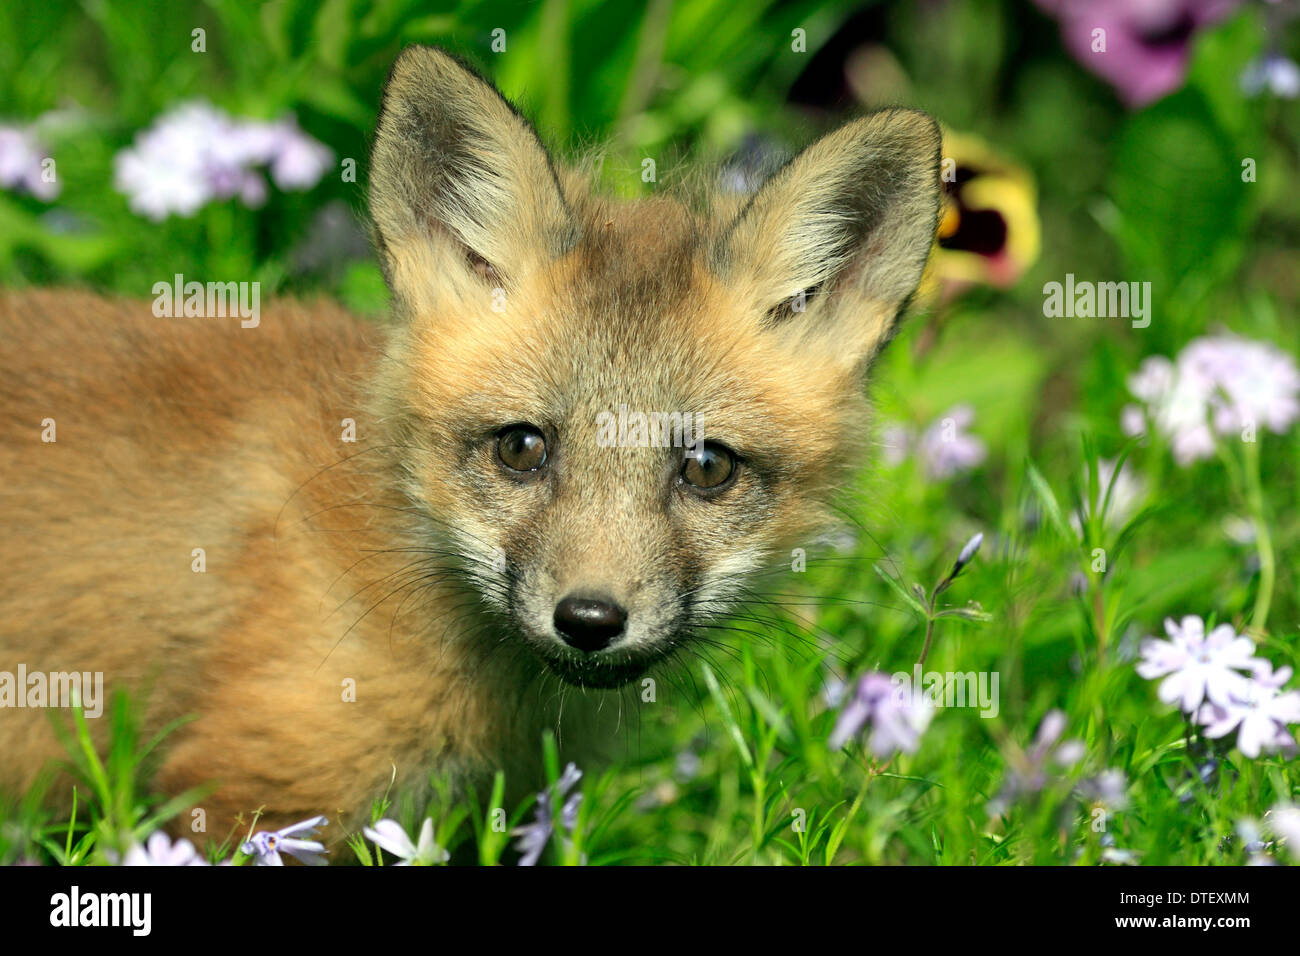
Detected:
[
  {"left": 369, "top": 46, "right": 576, "bottom": 313},
  {"left": 714, "top": 109, "right": 942, "bottom": 371}
]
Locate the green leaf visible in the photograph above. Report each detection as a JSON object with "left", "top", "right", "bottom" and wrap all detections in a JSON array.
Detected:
[
  {"left": 1025, "top": 460, "right": 1070, "bottom": 539},
  {"left": 1107, "top": 89, "right": 1251, "bottom": 300}
]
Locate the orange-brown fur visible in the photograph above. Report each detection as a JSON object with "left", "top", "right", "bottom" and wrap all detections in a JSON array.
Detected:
[{"left": 0, "top": 46, "right": 941, "bottom": 845}]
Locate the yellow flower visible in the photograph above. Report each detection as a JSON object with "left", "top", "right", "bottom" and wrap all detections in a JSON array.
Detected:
[{"left": 920, "top": 130, "right": 1039, "bottom": 302}]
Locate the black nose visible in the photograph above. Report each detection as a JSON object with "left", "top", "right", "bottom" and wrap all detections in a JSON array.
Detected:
[{"left": 553, "top": 595, "right": 626, "bottom": 652}]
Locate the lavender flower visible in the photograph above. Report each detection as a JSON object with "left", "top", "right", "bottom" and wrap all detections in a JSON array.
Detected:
[
  {"left": 114, "top": 102, "right": 332, "bottom": 221},
  {"left": 119, "top": 831, "right": 208, "bottom": 866},
  {"left": 1122, "top": 335, "right": 1300, "bottom": 465},
  {"left": 1136, "top": 614, "right": 1300, "bottom": 757},
  {"left": 918, "top": 405, "right": 987, "bottom": 479},
  {"left": 883, "top": 406, "right": 986, "bottom": 480},
  {"left": 1136, "top": 615, "right": 1256, "bottom": 712},
  {"left": 1033, "top": 0, "right": 1241, "bottom": 108},
  {"left": 513, "top": 763, "right": 583, "bottom": 866},
  {"left": 241, "top": 815, "right": 329, "bottom": 866},
  {"left": 829, "top": 672, "right": 933, "bottom": 757},
  {"left": 0, "top": 123, "right": 58, "bottom": 200},
  {"left": 363, "top": 818, "right": 449, "bottom": 866},
  {"left": 1196, "top": 660, "right": 1300, "bottom": 758}
]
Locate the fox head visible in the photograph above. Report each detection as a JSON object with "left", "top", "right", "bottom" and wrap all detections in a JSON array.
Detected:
[{"left": 367, "top": 46, "right": 941, "bottom": 689}]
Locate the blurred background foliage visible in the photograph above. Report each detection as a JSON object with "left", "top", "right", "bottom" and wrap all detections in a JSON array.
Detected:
[{"left": 3, "top": 0, "right": 1294, "bottom": 332}]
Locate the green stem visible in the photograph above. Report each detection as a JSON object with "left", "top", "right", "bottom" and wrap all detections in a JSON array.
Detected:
[
  {"left": 1243, "top": 439, "right": 1275, "bottom": 633},
  {"left": 917, "top": 608, "right": 937, "bottom": 668}
]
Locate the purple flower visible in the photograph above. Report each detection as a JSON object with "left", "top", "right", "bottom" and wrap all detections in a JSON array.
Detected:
[
  {"left": 363, "top": 818, "right": 448, "bottom": 866},
  {"left": 885, "top": 406, "right": 987, "bottom": 480},
  {"left": 513, "top": 763, "right": 583, "bottom": 866},
  {"left": 674, "top": 749, "right": 702, "bottom": 782},
  {"left": 987, "top": 709, "right": 1085, "bottom": 816},
  {"left": 0, "top": 123, "right": 58, "bottom": 200},
  {"left": 1077, "top": 768, "right": 1128, "bottom": 811},
  {"left": 118, "top": 831, "right": 208, "bottom": 866},
  {"left": 1034, "top": 0, "right": 1241, "bottom": 107},
  {"left": 918, "top": 405, "right": 987, "bottom": 480},
  {"left": 1123, "top": 335, "right": 1300, "bottom": 465},
  {"left": 829, "top": 672, "right": 933, "bottom": 757},
  {"left": 114, "top": 102, "right": 333, "bottom": 220},
  {"left": 241, "top": 815, "right": 329, "bottom": 866},
  {"left": 1136, "top": 615, "right": 1256, "bottom": 712}
]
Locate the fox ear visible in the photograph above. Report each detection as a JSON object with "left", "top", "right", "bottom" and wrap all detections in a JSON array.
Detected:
[
  {"left": 369, "top": 45, "right": 576, "bottom": 311},
  {"left": 716, "top": 110, "right": 942, "bottom": 367}
]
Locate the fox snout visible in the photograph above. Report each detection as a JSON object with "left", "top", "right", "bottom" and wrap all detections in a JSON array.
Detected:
[
  {"left": 505, "top": 496, "right": 695, "bottom": 689},
  {"left": 552, "top": 595, "right": 628, "bottom": 652}
]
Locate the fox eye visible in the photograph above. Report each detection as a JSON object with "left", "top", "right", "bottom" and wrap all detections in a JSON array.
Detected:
[
  {"left": 681, "top": 442, "right": 737, "bottom": 493},
  {"left": 497, "top": 425, "right": 547, "bottom": 472},
  {"left": 766, "top": 284, "right": 820, "bottom": 323},
  {"left": 468, "top": 249, "right": 498, "bottom": 283}
]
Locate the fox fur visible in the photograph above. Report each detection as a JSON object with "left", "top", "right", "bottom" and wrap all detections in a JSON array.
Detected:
[{"left": 0, "top": 46, "right": 942, "bottom": 844}]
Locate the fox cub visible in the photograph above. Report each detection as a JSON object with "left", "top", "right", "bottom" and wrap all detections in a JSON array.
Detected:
[{"left": 0, "top": 47, "right": 941, "bottom": 842}]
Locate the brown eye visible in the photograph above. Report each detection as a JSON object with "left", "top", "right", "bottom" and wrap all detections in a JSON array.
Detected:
[
  {"left": 498, "top": 425, "right": 547, "bottom": 472},
  {"left": 766, "top": 284, "right": 820, "bottom": 323},
  {"left": 681, "top": 442, "right": 737, "bottom": 492},
  {"left": 468, "top": 250, "right": 497, "bottom": 282}
]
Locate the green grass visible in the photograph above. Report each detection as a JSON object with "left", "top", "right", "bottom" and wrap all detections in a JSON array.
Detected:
[{"left": 5, "top": 407, "right": 1297, "bottom": 865}]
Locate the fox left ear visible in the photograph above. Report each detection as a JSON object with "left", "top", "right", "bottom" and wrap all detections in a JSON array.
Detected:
[{"left": 715, "top": 109, "right": 942, "bottom": 368}]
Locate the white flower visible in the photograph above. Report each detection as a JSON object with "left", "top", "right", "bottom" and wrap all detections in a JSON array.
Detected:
[
  {"left": 1072, "top": 457, "right": 1143, "bottom": 534},
  {"left": 878, "top": 423, "right": 912, "bottom": 467},
  {"left": 363, "top": 818, "right": 449, "bottom": 866},
  {"left": 1221, "top": 515, "right": 1257, "bottom": 546},
  {"left": 0, "top": 123, "right": 58, "bottom": 200},
  {"left": 1135, "top": 616, "right": 1256, "bottom": 712},
  {"left": 1269, "top": 805, "right": 1300, "bottom": 862},
  {"left": 1100, "top": 847, "right": 1142, "bottom": 865},
  {"left": 1241, "top": 54, "right": 1300, "bottom": 99},
  {"left": 268, "top": 121, "right": 334, "bottom": 188},
  {"left": 119, "top": 831, "right": 208, "bottom": 866}
]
